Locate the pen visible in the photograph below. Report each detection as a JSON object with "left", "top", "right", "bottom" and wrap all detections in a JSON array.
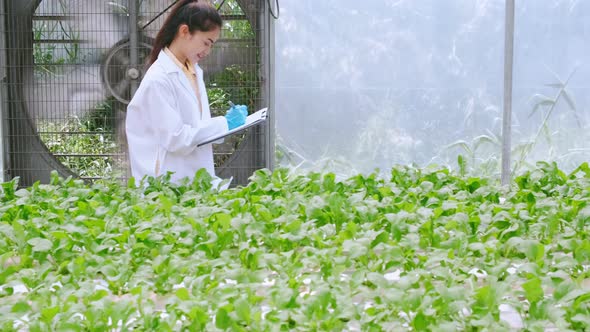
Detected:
[{"left": 228, "top": 101, "right": 235, "bottom": 108}]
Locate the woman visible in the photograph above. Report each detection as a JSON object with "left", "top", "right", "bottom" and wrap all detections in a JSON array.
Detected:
[{"left": 126, "top": 0, "right": 247, "bottom": 184}]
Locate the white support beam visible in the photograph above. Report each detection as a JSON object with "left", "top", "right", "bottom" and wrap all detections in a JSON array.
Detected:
[{"left": 501, "top": 0, "right": 515, "bottom": 186}]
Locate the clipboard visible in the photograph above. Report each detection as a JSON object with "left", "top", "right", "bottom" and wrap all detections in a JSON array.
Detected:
[{"left": 198, "top": 108, "right": 268, "bottom": 147}]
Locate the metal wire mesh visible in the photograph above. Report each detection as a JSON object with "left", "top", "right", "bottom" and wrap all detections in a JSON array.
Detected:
[{"left": 1, "top": 0, "right": 268, "bottom": 186}]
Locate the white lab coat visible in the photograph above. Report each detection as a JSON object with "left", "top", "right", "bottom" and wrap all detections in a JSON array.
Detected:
[{"left": 126, "top": 50, "right": 228, "bottom": 183}]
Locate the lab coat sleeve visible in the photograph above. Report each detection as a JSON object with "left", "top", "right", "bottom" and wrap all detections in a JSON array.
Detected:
[{"left": 137, "top": 77, "right": 229, "bottom": 155}]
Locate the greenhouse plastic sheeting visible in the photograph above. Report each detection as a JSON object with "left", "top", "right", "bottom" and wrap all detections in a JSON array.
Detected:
[
  {"left": 512, "top": 1, "right": 590, "bottom": 173},
  {"left": 275, "top": 0, "right": 590, "bottom": 177}
]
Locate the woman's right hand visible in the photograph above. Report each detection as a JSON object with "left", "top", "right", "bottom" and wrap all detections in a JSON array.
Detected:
[{"left": 225, "top": 105, "right": 248, "bottom": 130}]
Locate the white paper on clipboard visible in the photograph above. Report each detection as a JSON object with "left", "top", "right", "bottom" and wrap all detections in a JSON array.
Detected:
[{"left": 197, "top": 108, "right": 268, "bottom": 147}]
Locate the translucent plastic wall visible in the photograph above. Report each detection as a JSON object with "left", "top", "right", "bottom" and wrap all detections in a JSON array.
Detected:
[
  {"left": 275, "top": 0, "right": 590, "bottom": 177},
  {"left": 512, "top": 1, "right": 590, "bottom": 173}
]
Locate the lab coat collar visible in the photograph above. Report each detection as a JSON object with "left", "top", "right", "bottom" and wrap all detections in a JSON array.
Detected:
[
  {"left": 157, "top": 50, "right": 201, "bottom": 105},
  {"left": 157, "top": 49, "right": 202, "bottom": 74},
  {"left": 158, "top": 49, "right": 184, "bottom": 74}
]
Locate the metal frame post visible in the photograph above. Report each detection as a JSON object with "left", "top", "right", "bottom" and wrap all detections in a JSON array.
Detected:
[
  {"left": 129, "top": 0, "right": 139, "bottom": 96},
  {"left": 264, "top": 0, "right": 276, "bottom": 170},
  {"left": 0, "top": 0, "right": 6, "bottom": 182},
  {"left": 501, "top": 0, "right": 515, "bottom": 186}
]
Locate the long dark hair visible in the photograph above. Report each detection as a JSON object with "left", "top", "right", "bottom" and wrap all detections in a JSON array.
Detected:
[{"left": 148, "top": 0, "right": 222, "bottom": 67}]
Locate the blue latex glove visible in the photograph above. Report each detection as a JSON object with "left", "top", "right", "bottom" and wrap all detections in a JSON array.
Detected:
[{"left": 225, "top": 104, "right": 248, "bottom": 130}]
